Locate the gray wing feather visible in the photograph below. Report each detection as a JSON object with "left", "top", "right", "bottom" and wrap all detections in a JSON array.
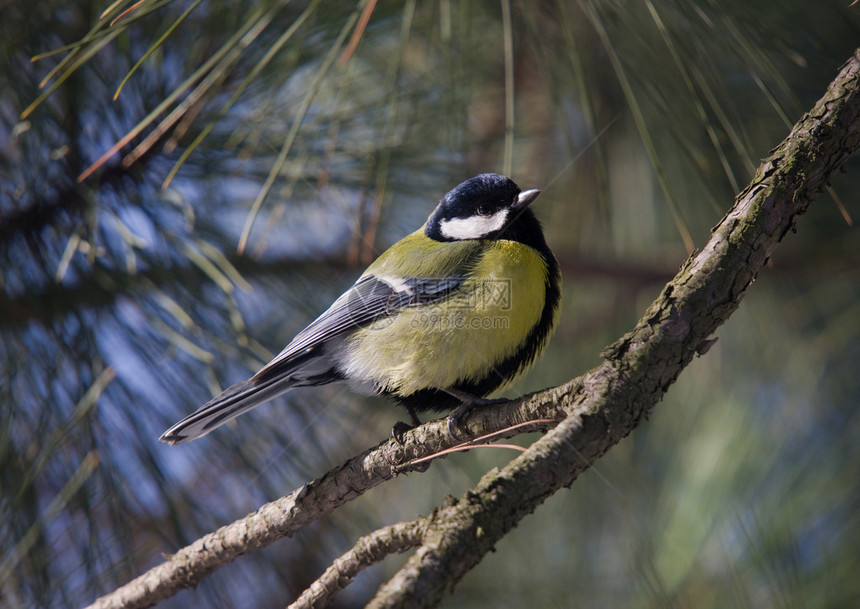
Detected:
[
  {"left": 265, "top": 274, "right": 464, "bottom": 368},
  {"left": 160, "top": 274, "right": 464, "bottom": 444}
]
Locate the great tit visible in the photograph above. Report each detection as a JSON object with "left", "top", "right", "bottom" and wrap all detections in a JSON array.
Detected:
[{"left": 160, "top": 173, "right": 561, "bottom": 444}]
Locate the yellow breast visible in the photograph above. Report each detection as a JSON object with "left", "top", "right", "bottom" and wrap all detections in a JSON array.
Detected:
[{"left": 336, "top": 240, "right": 548, "bottom": 396}]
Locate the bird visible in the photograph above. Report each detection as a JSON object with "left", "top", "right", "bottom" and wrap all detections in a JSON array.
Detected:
[{"left": 160, "top": 173, "right": 561, "bottom": 445}]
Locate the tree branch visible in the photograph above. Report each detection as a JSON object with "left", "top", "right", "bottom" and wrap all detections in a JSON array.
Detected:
[
  {"left": 289, "top": 518, "right": 427, "bottom": 609},
  {"left": 84, "top": 398, "right": 564, "bottom": 609},
  {"left": 366, "top": 49, "right": 860, "bottom": 608}
]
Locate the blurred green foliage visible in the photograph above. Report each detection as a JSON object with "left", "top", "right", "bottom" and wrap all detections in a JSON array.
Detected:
[{"left": 1, "top": 1, "right": 858, "bottom": 607}]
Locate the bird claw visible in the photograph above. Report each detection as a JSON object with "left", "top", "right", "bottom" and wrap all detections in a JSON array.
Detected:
[
  {"left": 444, "top": 392, "right": 507, "bottom": 441},
  {"left": 446, "top": 413, "right": 466, "bottom": 441},
  {"left": 391, "top": 421, "right": 414, "bottom": 445}
]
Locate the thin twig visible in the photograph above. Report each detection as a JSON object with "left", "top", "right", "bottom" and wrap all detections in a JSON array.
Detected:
[{"left": 289, "top": 518, "right": 427, "bottom": 609}]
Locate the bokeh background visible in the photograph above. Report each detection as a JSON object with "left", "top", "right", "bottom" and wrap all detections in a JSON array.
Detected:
[{"left": 2, "top": 1, "right": 859, "bottom": 607}]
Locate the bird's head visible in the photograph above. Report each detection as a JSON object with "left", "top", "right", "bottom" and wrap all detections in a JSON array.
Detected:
[{"left": 425, "top": 173, "right": 541, "bottom": 242}]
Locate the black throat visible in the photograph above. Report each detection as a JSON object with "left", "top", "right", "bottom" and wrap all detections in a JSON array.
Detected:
[{"left": 496, "top": 207, "right": 553, "bottom": 258}]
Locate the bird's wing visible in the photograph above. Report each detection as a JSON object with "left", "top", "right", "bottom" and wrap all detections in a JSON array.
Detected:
[
  {"left": 265, "top": 232, "right": 484, "bottom": 371},
  {"left": 263, "top": 273, "right": 466, "bottom": 370},
  {"left": 161, "top": 236, "right": 484, "bottom": 444},
  {"left": 159, "top": 273, "right": 466, "bottom": 444}
]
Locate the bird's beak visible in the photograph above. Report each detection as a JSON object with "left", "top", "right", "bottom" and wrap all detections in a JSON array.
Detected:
[{"left": 514, "top": 188, "right": 541, "bottom": 209}]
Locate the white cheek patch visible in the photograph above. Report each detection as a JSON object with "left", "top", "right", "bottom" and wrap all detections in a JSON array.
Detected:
[{"left": 439, "top": 209, "right": 508, "bottom": 240}]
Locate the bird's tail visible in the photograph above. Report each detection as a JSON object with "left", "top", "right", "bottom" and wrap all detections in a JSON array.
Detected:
[{"left": 159, "top": 374, "right": 296, "bottom": 445}]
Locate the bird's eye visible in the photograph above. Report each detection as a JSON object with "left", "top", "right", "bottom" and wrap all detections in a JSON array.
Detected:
[{"left": 476, "top": 203, "right": 492, "bottom": 216}]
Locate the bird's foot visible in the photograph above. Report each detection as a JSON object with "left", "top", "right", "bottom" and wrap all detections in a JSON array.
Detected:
[
  {"left": 391, "top": 405, "right": 424, "bottom": 445},
  {"left": 391, "top": 421, "right": 414, "bottom": 445},
  {"left": 443, "top": 389, "right": 506, "bottom": 440}
]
